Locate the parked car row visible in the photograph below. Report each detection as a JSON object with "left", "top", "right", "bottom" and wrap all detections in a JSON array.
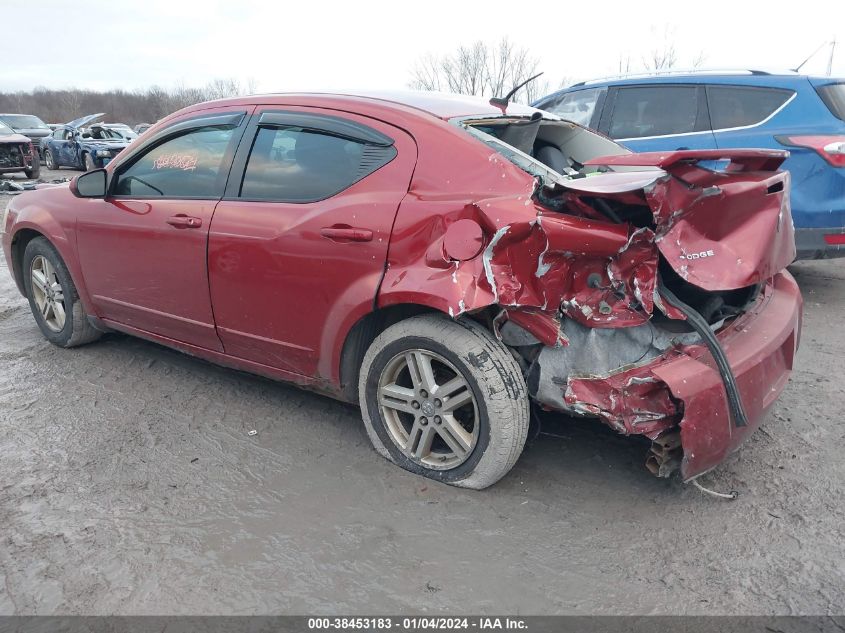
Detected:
[
  {"left": 42, "top": 114, "right": 133, "bottom": 172},
  {"left": 0, "top": 112, "right": 151, "bottom": 175}
]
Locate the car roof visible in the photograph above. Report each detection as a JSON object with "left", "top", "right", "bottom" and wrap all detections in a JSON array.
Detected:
[
  {"left": 176, "top": 90, "right": 542, "bottom": 121},
  {"left": 536, "top": 70, "right": 844, "bottom": 102}
]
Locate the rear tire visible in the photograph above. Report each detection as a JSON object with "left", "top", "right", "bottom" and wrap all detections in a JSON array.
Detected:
[
  {"left": 359, "top": 314, "right": 529, "bottom": 490},
  {"left": 22, "top": 237, "right": 102, "bottom": 348}
]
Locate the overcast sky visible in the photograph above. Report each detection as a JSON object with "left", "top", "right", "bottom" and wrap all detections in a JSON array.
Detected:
[{"left": 3, "top": 0, "right": 844, "bottom": 94}]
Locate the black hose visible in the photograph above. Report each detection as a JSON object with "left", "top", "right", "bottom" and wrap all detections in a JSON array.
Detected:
[
  {"left": 658, "top": 278, "right": 748, "bottom": 427},
  {"left": 592, "top": 197, "right": 623, "bottom": 223}
]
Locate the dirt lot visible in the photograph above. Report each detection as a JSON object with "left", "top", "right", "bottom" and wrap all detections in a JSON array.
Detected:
[{"left": 1, "top": 168, "right": 843, "bottom": 615}]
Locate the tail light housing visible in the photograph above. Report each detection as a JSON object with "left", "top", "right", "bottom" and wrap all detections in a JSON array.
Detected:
[{"left": 776, "top": 135, "right": 845, "bottom": 167}]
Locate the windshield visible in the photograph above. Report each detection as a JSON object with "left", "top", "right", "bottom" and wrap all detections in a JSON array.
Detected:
[
  {"left": 1, "top": 114, "right": 48, "bottom": 129},
  {"left": 0, "top": 122, "right": 14, "bottom": 136}
]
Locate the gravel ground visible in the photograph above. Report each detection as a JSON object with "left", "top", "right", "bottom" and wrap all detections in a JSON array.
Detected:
[{"left": 1, "top": 169, "right": 843, "bottom": 615}]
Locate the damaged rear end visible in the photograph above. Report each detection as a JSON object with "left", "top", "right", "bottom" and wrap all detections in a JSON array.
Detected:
[
  {"left": 390, "top": 114, "right": 803, "bottom": 481},
  {"left": 522, "top": 149, "right": 801, "bottom": 480}
]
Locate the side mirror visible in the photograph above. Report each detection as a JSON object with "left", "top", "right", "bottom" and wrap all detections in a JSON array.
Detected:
[{"left": 74, "top": 169, "right": 107, "bottom": 198}]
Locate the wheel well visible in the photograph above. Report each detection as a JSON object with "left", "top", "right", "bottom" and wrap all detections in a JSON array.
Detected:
[
  {"left": 9, "top": 229, "right": 45, "bottom": 296},
  {"left": 338, "top": 304, "right": 501, "bottom": 403},
  {"left": 339, "top": 303, "right": 437, "bottom": 403}
]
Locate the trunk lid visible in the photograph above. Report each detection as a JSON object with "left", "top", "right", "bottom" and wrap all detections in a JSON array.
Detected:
[{"left": 572, "top": 149, "right": 795, "bottom": 292}]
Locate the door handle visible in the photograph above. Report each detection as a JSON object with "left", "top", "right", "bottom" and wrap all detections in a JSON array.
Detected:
[
  {"left": 320, "top": 226, "right": 373, "bottom": 242},
  {"left": 166, "top": 214, "right": 203, "bottom": 229}
]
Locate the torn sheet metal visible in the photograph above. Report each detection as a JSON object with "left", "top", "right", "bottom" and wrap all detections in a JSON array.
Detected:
[
  {"left": 549, "top": 273, "right": 801, "bottom": 480},
  {"left": 527, "top": 317, "right": 700, "bottom": 435}
]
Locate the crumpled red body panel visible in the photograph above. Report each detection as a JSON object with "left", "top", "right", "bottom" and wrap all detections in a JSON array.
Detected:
[
  {"left": 382, "top": 149, "right": 795, "bottom": 332},
  {"left": 379, "top": 146, "right": 801, "bottom": 480},
  {"left": 563, "top": 273, "right": 802, "bottom": 480}
]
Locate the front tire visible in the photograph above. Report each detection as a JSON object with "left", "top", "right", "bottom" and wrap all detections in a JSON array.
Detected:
[
  {"left": 45, "top": 149, "right": 58, "bottom": 170},
  {"left": 24, "top": 159, "right": 40, "bottom": 179},
  {"left": 359, "top": 314, "right": 529, "bottom": 489},
  {"left": 22, "top": 237, "right": 102, "bottom": 348},
  {"left": 83, "top": 153, "right": 96, "bottom": 172}
]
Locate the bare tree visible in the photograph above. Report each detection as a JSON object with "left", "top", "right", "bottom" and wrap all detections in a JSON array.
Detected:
[
  {"left": 409, "top": 38, "right": 555, "bottom": 104},
  {"left": 690, "top": 50, "right": 708, "bottom": 70},
  {"left": 642, "top": 25, "right": 678, "bottom": 72},
  {"left": 0, "top": 77, "right": 258, "bottom": 126}
]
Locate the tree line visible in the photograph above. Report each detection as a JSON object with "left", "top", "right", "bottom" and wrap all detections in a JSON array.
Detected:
[{"left": 0, "top": 78, "right": 255, "bottom": 126}]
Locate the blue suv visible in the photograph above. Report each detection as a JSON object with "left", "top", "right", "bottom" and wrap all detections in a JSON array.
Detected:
[{"left": 533, "top": 71, "right": 845, "bottom": 259}]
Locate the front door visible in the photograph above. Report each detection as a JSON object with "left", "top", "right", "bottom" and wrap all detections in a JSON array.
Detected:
[
  {"left": 208, "top": 107, "right": 417, "bottom": 377},
  {"left": 75, "top": 107, "right": 251, "bottom": 351},
  {"left": 55, "top": 130, "right": 79, "bottom": 167}
]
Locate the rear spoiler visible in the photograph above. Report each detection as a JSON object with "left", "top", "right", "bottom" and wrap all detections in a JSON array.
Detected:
[{"left": 584, "top": 148, "right": 789, "bottom": 172}]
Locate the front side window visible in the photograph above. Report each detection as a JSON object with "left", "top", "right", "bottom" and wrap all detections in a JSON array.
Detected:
[
  {"left": 609, "top": 86, "right": 699, "bottom": 139},
  {"left": 113, "top": 126, "right": 235, "bottom": 198},
  {"left": 544, "top": 88, "right": 604, "bottom": 127},
  {"left": 708, "top": 86, "right": 793, "bottom": 129},
  {"left": 0, "top": 122, "right": 13, "bottom": 136},
  {"left": 239, "top": 126, "right": 396, "bottom": 202}
]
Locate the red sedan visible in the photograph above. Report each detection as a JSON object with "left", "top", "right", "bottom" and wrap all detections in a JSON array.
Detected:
[{"left": 1, "top": 92, "right": 802, "bottom": 489}]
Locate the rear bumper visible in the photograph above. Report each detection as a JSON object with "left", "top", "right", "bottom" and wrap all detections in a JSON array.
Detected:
[
  {"left": 795, "top": 226, "right": 845, "bottom": 260},
  {"left": 558, "top": 271, "right": 802, "bottom": 480}
]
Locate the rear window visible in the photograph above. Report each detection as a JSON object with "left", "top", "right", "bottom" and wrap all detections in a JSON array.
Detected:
[
  {"left": 816, "top": 83, "right": 845, "bottom": 121},
  {"left": 707, "top": 86, "right": 793, "bottom": 129},
  {"left": 609, "top": 86, "right": 700, "bottom": 139}
]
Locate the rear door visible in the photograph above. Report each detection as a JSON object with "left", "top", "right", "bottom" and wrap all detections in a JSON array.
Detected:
[
  {"left": 75, "top": 106, "right": 252, "bottom": 351},
  {"left": 599, "top": 84, "right": 716, "bottom": 151},
  {"left": 208, "top": 107, "right": 417, "bottom": 378}
]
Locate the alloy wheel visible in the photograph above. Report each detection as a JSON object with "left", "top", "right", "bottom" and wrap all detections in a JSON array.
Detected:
[
  {"left": 30, "top": 255, "right": 66, "bottom": 332},
  {"left": 377, "top": 349, "right": 479, "bottom": 470}
]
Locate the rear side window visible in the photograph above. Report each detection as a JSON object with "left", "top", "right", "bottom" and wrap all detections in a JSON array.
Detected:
[
  {"left": 707, "top": 86, "right": 793, "bottom": 129},
  {"left": 543, "top": 88, "right": 604, "bottom": 127},
  {"left": 113, "top": 126, "right": 235, "bottom": 198},
  {"left": 609, "top": 86, "right": 699, "bottom": 139},
  {"left": 239, "top": 126, "right": 396, "bottom": 202},
  {"left": 816, "top": 83, "right": 845, "bottom": 121}
]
